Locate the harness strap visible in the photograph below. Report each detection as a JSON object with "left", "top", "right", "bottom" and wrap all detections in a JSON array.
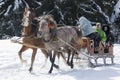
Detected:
[
  {"left": 11, "top": 37, "right": 68, "bottom": 53},
  {"left": 11, "top": 38, "right": 48, "bottom": 51},
  {"left": 57, "top": 37, "right": 94, "bottom": 59}
]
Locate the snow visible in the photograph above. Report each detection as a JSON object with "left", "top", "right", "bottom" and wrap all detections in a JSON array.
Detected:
[
  {"left": 114, "top": 0, "right": 120, "bottom": 17},
  {"left": 13, "top": 0, "right": 22, "bottom": 10},
  {"left": 4, "top": 5, "right": 12, "bottom": 16},
  {"left": 22, "top": 0, "right": 29, "bottom": 9},
  {"left": 0, "top": 39, "right": 120, "bottom": 80},
  {"left": 34, "top": 0, "right": 42, "bottom": 6},
  {"left": 0, "top": 0, "right": 4, "bottom": 7},
  {"left": 111, "top": 0, "right": 120, "bottom": 23}
]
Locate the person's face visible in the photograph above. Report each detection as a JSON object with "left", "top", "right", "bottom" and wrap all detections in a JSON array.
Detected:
[
  {"left": 96, "top": 24, "right": 101, "bottom": 29},
  {"left": 104, "top": 27, "right": 108, "bottom": 31}
]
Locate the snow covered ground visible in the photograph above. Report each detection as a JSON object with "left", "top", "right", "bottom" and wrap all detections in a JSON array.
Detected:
[{"left": 0, "top": 39, "right": 120, "bottom": 80}]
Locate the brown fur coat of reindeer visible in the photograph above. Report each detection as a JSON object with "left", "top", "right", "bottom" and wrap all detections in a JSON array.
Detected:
[{"left": 18, "top": 7, "right": 49, "bottom": 72}]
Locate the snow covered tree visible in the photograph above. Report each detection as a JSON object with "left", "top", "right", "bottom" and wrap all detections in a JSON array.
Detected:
[{"left": 0, "top": 0, "right": 120, "bottom": 39}]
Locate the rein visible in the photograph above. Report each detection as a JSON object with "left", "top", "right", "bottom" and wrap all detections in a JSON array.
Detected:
[
  {"left": 11, "top": 37, "right": 68, "bottom": 53},
  {"left": 11, "top": 38, "right": 48, "bottom": 51}
]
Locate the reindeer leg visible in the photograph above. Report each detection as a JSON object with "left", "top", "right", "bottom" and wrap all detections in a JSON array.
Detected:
[
  {"left": 41, "top": 49, "right": 49, "bottom": 58},
  {"left": 29, "top": 48, "right": 37, "bottom": 72},
  {"left": 49, "top": 51, "right": 57, "bottom": 73},
  {"left": 60, "top": 52, "right": 67, "bottom": 64},
  {"left": 18, "top": 46, "right": 28, "bottom": 63},
  {"left": 40, "top": 49, "right": 49, "bottom": 68},
  {"left": 70, "top": 51, "right": 75, "bottom": 68},
  {"left": 67, "top": 49, "right": 71, "bottom": 66}
]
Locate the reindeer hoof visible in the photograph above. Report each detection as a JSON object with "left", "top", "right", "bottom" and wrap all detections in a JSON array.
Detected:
[
  {"left": 29, "top": 67, "right": 32, "bottom": 73},
  {"left": 71, "top": 64, "right": 74, "bottom": 69},
  {"left": 53, "top": 64, "right": 59, "bottom": 69},
  {"left": 49, "top": 70, "right": 52, "bottom": 74},
  {"left": 67, "top": 62, "right": 71, "bottom": 66}
]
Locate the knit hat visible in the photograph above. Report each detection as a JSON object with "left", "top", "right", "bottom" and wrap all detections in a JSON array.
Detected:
[{"left": 96, "top": 22, "right": 101, "bottom": 26}]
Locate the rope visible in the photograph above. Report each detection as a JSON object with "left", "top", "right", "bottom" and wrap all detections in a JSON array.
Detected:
[{"left": 11, "top": 38, "right": 68, "bottom": 53}]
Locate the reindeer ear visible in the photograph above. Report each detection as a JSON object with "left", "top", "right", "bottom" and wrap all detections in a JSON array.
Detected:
[
  {"left": 23, "top": 7, "right": 27, "bottom": 15},
  {"left": 48, "top": 22, "right": 55, "bottom": 29},
  {"left": 24, "top": 7, "right": 27, "bottom": 12}
]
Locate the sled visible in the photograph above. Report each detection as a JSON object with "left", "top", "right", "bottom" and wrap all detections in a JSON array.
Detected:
[{"left": 88, "top": 40, "right": 114, "bottom": 65}]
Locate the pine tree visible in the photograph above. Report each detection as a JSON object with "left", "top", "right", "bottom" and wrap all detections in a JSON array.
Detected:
[{"left": 0, "top": 0, "right": 119, "bottom": 39}]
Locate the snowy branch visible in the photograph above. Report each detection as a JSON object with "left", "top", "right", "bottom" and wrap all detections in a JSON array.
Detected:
[
  {"left": 92, "top": 1, "right": 110, "bottom": 23},
  {"left": 4, "top": 5, "right": 12, "bottom": 16}
]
